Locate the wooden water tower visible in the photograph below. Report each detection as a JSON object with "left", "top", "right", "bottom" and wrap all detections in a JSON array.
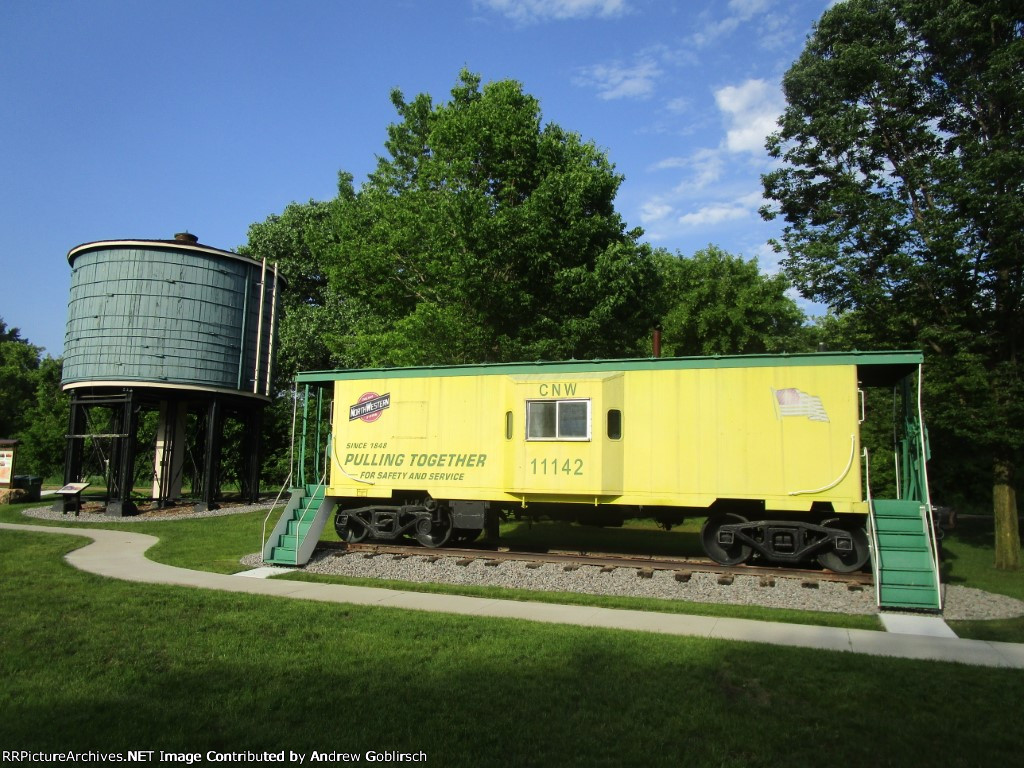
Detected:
[{"left": 57, "top": 233, "right": 284, "bottom": 515}]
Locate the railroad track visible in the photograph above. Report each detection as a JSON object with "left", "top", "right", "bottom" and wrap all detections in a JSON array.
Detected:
[{"left": 321, "top": 540, "right": 874, "bottom": 588}]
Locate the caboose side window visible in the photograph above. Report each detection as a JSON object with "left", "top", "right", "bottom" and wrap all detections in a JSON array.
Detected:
[
  {"left": 526, "top": 399, "right": 591, "bottom": 440},
  {"left": 607, "top": 409, "right": 622, "bottom": 440}
]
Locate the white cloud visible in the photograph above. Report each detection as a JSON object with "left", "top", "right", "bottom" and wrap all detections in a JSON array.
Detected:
[
  {"left": 686, "top": 148, "right": 724, "bottom": 188},
  {"left": 714, "top": 78, "right": 783, "bottom": 154},
  {"left": 688, "top": 0, "right": 775, "bottom": 48},
  {"left": 678, "top": 203, "right": 750, "bottom": 227},
  {"left": 640, "top": 200, "right": 673, "bottom": 224},
  {"left": 728, "top": 0, "right": 771, "bottom": 16},
  {"left": 649, "top": 156, "right": 688, "bottom": 171},
  {"left": 649, "top": 148, "right": 723, "bottom": 189},
  {"left": 665, "top": 96, "right": 689, "bottom": 114},
  {"left": 752, "top": 240, "right": 783, "bottom": 274},
  {"left": 477, "top": 0, "right": 628, "bottom": 23},
  {"left": 575, "top": 58, "right": 661, "bottom": 100},
  {"left": 736, "top": 189, "right": 768, "bottom": 209}
]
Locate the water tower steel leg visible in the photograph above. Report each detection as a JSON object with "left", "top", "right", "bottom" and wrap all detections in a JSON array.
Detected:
[
  {"left": 153, "top": 399, "right": 186, "bottom": 506},
  {"left": 54, "top": 396, "right": 87, "bottom": 513},
  {"left": 196, "top": 399, "right": 223, "bottom": 512},
  {"left": 107, "top": 391, "right": 138, "bottom": 517},
  {"left": 243, "top": 406, "right": 262, "bottom": 503}
]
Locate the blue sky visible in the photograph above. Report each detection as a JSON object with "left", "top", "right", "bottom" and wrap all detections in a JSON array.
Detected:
[{"left": 1, "top": 0, "right": 832, "bottom": 357}]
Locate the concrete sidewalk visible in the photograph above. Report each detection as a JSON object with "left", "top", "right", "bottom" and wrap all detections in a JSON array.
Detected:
[{"left": 4, "top": 521, "right": 1024, "bottom": 669}]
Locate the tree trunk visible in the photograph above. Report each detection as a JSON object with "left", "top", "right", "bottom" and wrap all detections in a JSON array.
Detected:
[{"left": 993, "top": 454, "right": 1021, "bottom": 570}]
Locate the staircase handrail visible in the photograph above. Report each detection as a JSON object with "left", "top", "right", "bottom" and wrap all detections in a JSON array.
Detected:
[
  {"left": 862, "top": 447, "right": 882, "bottom": 607},
  {"left": 921, "top": 501, "right": 943, "bottom": 610},
  {"left": 291, "top": 434, "right": 331, "bottom": 565},
  {"left": 261, "top": 470, "right": 293, "bottom": 558},
  {"left": 915, "top": 366, "right": 943, "bottom": 610}
]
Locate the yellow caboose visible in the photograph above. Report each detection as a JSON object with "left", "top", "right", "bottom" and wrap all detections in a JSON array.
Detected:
[{"left": 264, "top": 351, "right": 941, "bottom": 609}]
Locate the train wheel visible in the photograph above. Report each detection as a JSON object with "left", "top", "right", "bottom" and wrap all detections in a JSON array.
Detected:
[
  {"left": 415, "top": 507, "right": 453, "bottom": 548},
  {"left": 701, "top": 513, "right": 753, "bottom": 566},
  {"left": 817, "top": 518, "right": 870, "bottom": 573},
  {"left": 334, "top": 511, "right": 368, "bottom": 544}
]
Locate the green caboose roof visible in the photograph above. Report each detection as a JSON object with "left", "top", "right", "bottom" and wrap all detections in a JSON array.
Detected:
[{"left": 296, "top": 350, "right": 923, "bottom": 387}]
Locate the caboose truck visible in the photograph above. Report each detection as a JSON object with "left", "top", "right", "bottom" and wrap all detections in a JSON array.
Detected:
[{"left": 264, "top": 351, "right": 943, "bottom": 611}]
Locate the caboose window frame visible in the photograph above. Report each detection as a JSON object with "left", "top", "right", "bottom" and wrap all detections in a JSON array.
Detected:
[{"left": 525, "top": 399, "right": 591, "bottom": 441}]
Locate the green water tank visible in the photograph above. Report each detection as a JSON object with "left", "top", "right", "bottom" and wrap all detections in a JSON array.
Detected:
[{"left": 62, "top": 234, "right": 284, "bottom": 398}]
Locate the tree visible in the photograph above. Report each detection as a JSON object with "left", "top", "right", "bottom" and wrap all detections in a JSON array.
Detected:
[
  {"left": 0, "top": 318, "right": 26, "bottom": 343},
  {"left": 240, "top": 190, "right": 352, "bottom": 379},
  {"left": 0, "top": 318, "right": 68, "bottom": 480},
  {"left": 240, "top": 191, "right": 358, "bottom": 487},
  {"left": 761, "top": 0, "right": 1023, "bottom": 568},
  {"left": 654, "top": 246, "right": 808, "bottom": 357},
  {"left": 0, "top": 319, "right": 40, "bottom": 439},
  {"left": 15, "top": 356, "right": 68, "bottom": 479},
  {"left": 326, "top": 70, "right": 662, "bottom": 366}
]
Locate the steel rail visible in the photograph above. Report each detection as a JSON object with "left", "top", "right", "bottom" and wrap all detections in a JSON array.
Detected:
[{"left": 324, "top": 541, "right": 874, "bottom": 586}]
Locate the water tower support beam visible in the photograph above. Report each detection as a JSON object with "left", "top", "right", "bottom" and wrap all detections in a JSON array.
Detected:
[
  {"left": 106, "top": 390, "right": 138, "bottom": 517},
  {"left": 153, "top": 399, "right": 186, "bottom": 505},
  {"left": 242, "top": 406, "right": 262, "bottom": 503},
  {"left": 53, "top": 396, "right": 87, "bottom": 513},
  {"left": 196, "top": 399, "right": 223, "bottom": 512}
]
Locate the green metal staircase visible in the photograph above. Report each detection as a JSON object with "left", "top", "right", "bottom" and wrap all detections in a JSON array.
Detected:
[
  {"left": 870, "top": 499, "right": 942, "bottom": 611},
  {"left": 263, "top": 484, "right": 335, "bottom": 566}
]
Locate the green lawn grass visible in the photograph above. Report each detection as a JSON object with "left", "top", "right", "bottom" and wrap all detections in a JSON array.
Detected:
[
  {"left": 282, "top": 570, "right": 881, "bottom": 630},
  {"left": 3, "top": 503, "right": 879, "bottom": 630},
  {"left": 6, "top": 501, "right": 1024, "bottom": 639},
  {"left": 2, "top": 530, "right": 1023, "bottom": 767},
  {"left": 940, "top": 517, "right": 1024, "bottom": 642}
]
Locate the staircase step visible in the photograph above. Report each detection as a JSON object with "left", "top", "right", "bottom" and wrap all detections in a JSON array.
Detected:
[
  {"left": 871, "top": 498, "right": 941, "bottom": 612},
  {"left": 876, "top": 532, "right": 930, "bottom": 551},
  {"left": 872, "top": 499, "right": 925, "bottom": 517},
  {"left": 269, "top": 546, "right": 298, "bottom": 562},
  {"left": 880, "top": 568, "right": 938, "bottom": 588},
  {"left": 880, "top": 584, "right": 941, "bottom": 610},
  {"left": 264, "top": 489, "right": 333, "bottom": 567},
  {"left": 873, "top": 516, "right": 927, "bottom": 533},
  {"left": 879, "top": 549, "right": 935, "bottom": 571}
]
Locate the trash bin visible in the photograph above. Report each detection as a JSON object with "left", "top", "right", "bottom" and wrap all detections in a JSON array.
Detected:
[{"left": 12, "top": 475, "right": 42, "bottom": 503}]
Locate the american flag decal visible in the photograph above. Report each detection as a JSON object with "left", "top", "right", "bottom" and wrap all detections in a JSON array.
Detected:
[{"left": 773, "top": 388, "right": 829, "bottom": 422}]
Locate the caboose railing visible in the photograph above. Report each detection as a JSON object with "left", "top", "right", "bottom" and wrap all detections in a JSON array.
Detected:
[
  {"left": 261, "top": 469, "right": 293, "bottom": 557},
  {"left": 915, "top": 368, "right": 942, "bottom": 610},
  {"left": 862, "top": 447, "right": 882, "bottom": 606}
]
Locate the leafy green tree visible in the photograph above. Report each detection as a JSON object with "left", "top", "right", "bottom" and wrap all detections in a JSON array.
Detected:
[
  {"left": 240, "top": 190, "right": 352, "bottom": 379},
  {"left": 0, "top": 318, "right": 68, "bottom": 480},
  {"left": 0, "top": 320, "right": 40, "bottom": 439},
  {"left": 16, "top": 357, "right": 68, "bottom": 480},
  {"left": 327, "top": 70, "right": 662, "bottom": 366},
  {"left": 654, "top": 246, "right": 808, "bottom": 357},
  {"left": 761, "top": 0, "right": 1023, "bottom": 567},
  {"left": 240, "top": 193, "right": 355, "bottom": 488},
  {"left": 0, "top": 318, "right": 25, "bottom": 343}
]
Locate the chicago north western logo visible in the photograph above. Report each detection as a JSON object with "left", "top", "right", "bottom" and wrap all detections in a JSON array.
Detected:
[{"left": 349, "top": 392, "right": 391, "bottom": 423}]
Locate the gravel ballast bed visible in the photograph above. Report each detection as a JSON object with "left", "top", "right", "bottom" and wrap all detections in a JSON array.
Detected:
[
  {"left": 243, "top": 549, "right": 1024, "bottom": 622},
  {"left": 22, "top": 501, "right": 276, "bottom": 523}
]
